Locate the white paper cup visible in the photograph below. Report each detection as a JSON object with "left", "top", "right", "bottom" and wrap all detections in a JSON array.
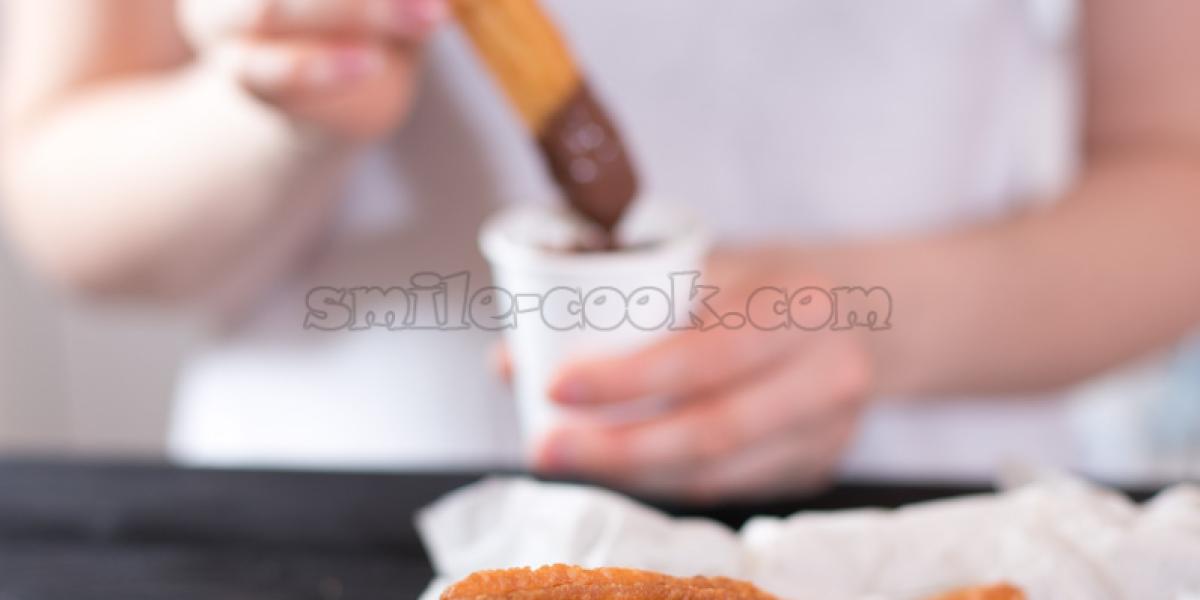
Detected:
[{"left": 479, "top": 201, "right": 710, "bottom": 456}]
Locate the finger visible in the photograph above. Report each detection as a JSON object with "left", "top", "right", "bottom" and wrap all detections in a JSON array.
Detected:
[
  {"left": 182, "top": 0, "right": 446, "bottom": 46},
  {"left": 677, "top": 413, "right": 859, "bottom": 504},
  {"left": 557, "top": 411, "right": 858, "bottom": 504},
  {"left": 489, "top": 341, "right": 514, "bottom": 384},
  {"left": 538, "top": 337, "right": 870, "bottom": 476},
  {"left": 547, "top": 325, "right": 798, "bottom": 407},
  {"left": 237, "top": 39, "right": 423, "bottom": 138},
  {"left": 255, "top": 0, "right": 448, "bottom": 38},
  {"left": 238, "top": 39, "right": 393, "bottom": 100}
]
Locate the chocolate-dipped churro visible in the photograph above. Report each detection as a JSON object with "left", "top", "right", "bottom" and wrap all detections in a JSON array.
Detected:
[{"left": 451, "top": 0, "right": 639, "bottom": 242}]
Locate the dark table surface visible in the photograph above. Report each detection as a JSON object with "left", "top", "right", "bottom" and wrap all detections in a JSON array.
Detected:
[{"left": 0, "top": 460, "right": 1159, "bottom": 600}]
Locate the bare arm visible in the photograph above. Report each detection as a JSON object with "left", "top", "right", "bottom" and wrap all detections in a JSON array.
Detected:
[
  {"left": 1, "top": 0, "right": 439, "bottom": 300},
  {"left": 834, "top": 0, "right": 1200, "bottom": 395}
]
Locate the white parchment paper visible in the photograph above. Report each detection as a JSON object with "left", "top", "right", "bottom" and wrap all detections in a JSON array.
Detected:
[{"left": 416, "top": 472, "right": 1200, "bottom": 599}]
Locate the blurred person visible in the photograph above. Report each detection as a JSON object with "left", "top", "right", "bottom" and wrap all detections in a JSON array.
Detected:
[{"left": 2, "top": 0, "right": 1199, "bottom": 500}]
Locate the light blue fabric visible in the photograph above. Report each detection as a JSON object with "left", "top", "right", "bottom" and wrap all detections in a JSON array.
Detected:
[{"left": 1156, "top": 336, "right": 1200, "bottom": 468}]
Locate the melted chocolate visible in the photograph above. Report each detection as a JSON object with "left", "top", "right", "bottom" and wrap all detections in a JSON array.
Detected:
[
  {"left": 547, "top": 239, "right": 662, "bottom": 254},
  {"left": 537, "top": 85, "right": 639, "bottom": 237}
]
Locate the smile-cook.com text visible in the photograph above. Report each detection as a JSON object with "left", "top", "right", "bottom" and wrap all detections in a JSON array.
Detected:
[{"left": 304, "top": 272, "right": 892, "bottom": 332}]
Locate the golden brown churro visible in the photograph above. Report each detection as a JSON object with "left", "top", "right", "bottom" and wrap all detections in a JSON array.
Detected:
[
  {"left": 926, "top": 583, "right": 1027, "bottom": 600},
  {"left": 451, "top": 0, "right": 639, "bottom": 236},
  {"left": 440, "top": 564, "right": 780, "bottom": 599},
  {"left": 450, "top": 0, "right": 579, "bottom": 132},
  {"left": 440, "top": 565, "right": 1028, "bottom": 600}
]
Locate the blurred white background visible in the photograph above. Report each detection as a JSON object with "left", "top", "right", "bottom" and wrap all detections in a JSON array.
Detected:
[{"left": 0, "top": 237, "right": 193, "bottom": 456}]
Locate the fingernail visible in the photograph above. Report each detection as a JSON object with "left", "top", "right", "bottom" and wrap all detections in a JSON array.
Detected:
[
  {"left": 488, "top": 344, "right": 513, "bottom": 381},
  {"left": 332, "top": 47, "right": 383, "bottom": 79},
  {"left": 302, "top": 55, "right": 338, "bottom": 88},
  {"left": 551, "top": 378, "right": 590, "bottom": 405},
  {"left": 540, "top": 436, "right": 578, "bottom": 472},
  {"left": 302, "top": 48, "right": 380, "bottom": 88},
  {"left": 241, "top": 49, "right": 295, "bottom": 90}
]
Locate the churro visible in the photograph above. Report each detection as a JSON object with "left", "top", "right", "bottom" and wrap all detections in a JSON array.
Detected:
[
  {"left": 440, "top": 565, "right": 1027, "bottom": 599},
  {"left": 451, "top": 0, "right": 639, "bottom": 237},
  {"left": 440, "top": 564, "right": 779, "bottom": 599},
  {"left": 926, "top": 583, "right": 1026, "bottom": 600}
]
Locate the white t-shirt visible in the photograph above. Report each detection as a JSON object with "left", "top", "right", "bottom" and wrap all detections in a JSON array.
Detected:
[{"left": 171, "top": 0, "right": 1084, "bottom": 478}]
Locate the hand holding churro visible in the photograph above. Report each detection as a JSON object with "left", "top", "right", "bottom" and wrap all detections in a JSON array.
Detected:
[{"left": 180, "top": 0, "right": 449, "bottom": 139}]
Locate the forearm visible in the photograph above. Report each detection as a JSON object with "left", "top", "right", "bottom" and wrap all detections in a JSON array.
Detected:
[
  {"left": 815, "top": 152, "right": 1200, "bottom": 397},
  {"left": 2, "top": 60, "right": 350, "bottom": 299}
]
